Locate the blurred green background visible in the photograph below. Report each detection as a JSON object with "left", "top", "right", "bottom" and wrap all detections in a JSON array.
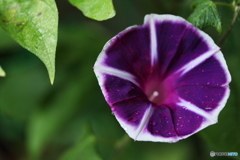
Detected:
[{"left": 0, "top": 0, "right": 239, "bottom": 160}]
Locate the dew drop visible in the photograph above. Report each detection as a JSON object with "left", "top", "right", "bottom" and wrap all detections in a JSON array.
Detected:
[
  {"left": 135, "top": 111, "right": 139, "bottom": 115},
  {"left": 111, "top": 107, "right": 116, "bottom": 111},
  {"left": 155, "top": 130, "right": 159, "bottom": 133},
  {"left": 182, "top": 107, "right": 187, "bottom": 110},
  {"left": 205, "top": 107, "right": 212, "bottom": 110}
]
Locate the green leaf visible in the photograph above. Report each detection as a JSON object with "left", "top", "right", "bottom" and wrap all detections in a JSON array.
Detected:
[
  {"left": 188, "top": 0, "right": 222, "bottom": 33},
  {"left": 0, "top": 66, "right": 6, "bottom": 77},
  {"left": 68, "top": 0, "right": 115, "bottom": 21},
  {"left": 0, "top": 0, "right": 58, "bottom": 84},
  {"left": 0, "top": 27, "right": 18, "bottom": 49},
  {"left": 60, "top": 124, "right": 102, "bottom": 160}
]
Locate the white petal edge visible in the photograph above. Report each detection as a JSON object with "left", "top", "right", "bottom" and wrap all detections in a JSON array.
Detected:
[
  {"left": 208, "top": 52, "right": 231, "bottom": 121},
  {"left": 213, "top": 51, "right": 232, "bottom": 85}
]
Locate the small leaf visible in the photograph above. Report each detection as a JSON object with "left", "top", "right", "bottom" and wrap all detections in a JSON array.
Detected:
[
  {"left": 0, "top": 66, "right": 6, "bottom": 77},
  {"left": 188, "top": 0, "right": 222, "bottom": 33},
  {"left": 0, "top": 0, "right": 58, "bottom": 83},
  {"left": 60, "top": 124, "right": 102, "bottom": 160},
  {"left": 68, "top": 0, "right": 115, "bottom": 21}
]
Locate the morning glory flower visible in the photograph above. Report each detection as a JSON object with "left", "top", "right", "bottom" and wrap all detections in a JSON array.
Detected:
[{"left": 93, "top": 14, "right": 231, "bottom": 142}]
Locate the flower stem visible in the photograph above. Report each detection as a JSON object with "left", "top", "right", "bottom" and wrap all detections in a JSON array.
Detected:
[
  {"left": 214, "top": 2, "right": 233, "bottom": 8},
  {"left": 219, "top": 4, "right": 240, "bottom": 47},
  {"left": 111, "top": 134, "right": 131, "bottom": 160}
]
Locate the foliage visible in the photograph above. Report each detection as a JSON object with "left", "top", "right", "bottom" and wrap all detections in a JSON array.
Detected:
[
  {"left": 0, "top": 66, "right": 5, "bottom": 76},
  {"left": 0, "top": 0, "right": 240, "bottom": 160},
  {"left": 0, "top": 0, "right": 58, "bottom": 83},
  {"left": 69, "top": 0, "right": 115, "bottom": 21},
  {"left": 188, "top": 0, "right": 222, "bottom": 33}
]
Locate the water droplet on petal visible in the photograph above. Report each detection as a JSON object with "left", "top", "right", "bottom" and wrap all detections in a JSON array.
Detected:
[
  {"left": 205, "top": 107, "right": 212, "bottom": 110},
  {"left": 152, "top": 121, "right": 157, "bottom": 126}
]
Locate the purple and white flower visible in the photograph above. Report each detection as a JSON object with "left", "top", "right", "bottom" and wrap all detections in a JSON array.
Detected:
[{"left": 93, "top": 14, "right": 231, "bottom": 142}]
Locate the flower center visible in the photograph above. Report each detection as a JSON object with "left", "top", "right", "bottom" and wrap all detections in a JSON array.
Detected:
[
  {"left": 144, "top": 76, "right": 175, "bottom": 106},
  {"left": 149, "top": 91, "right": 159, "bottom": 102}
]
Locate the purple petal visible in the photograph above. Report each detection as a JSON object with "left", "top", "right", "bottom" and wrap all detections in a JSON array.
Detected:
[
  {"left": 155, "top": 20, "right": 210, "bottom": 77},
  {"left": 146, "top": 105, "right": 204, "bottom": 138},
  {"left": 144, "top": 14, "right": 220, "bottom": 78},
  {"left": 172, "top": 105, "right": 204, "bottom": 136},
  {"left": 176, "top": 55, "right": 229, "bottom": 87},
  {"left": 102, "top": 74, "right": 151, "bottom": 126},
  {"left": 103, "top": 74, "right": 145, "bottom": 105},
  {"left": 175, "top": 52, "right": 231, "bottom": 115},
  {"left": 177, "top": 85, "right": 226, "bottom": 111},
  {"left": 147, "top": 106, "right": 177, "bottom": 137},
  {"left": 100, "top": 25, "right": 152, "bottom": 84}
]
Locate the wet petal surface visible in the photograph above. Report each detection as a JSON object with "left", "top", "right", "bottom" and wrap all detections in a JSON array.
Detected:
[{"left": 94, "top": 14, "right": 231, "bottom": 142}]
